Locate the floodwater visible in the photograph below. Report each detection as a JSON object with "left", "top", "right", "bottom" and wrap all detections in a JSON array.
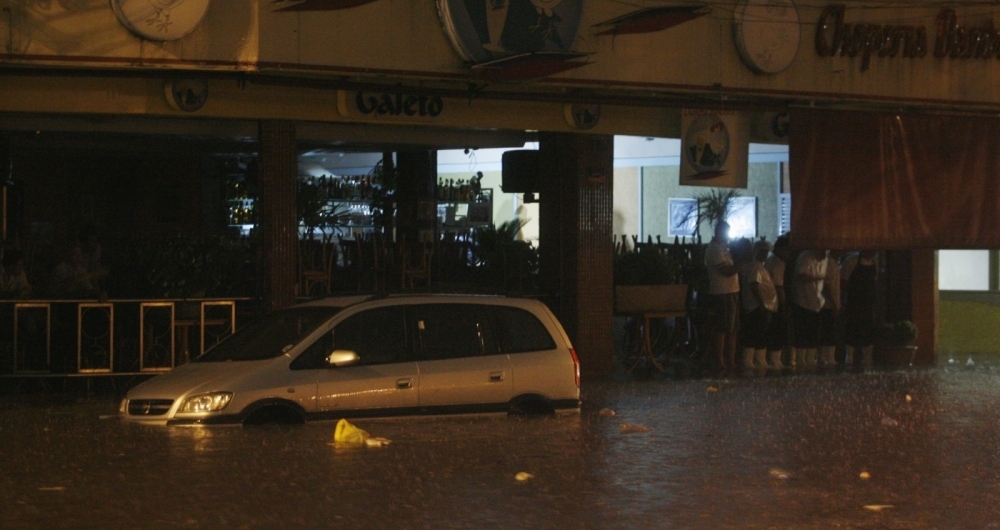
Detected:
[{"left": 3, "top": 365, "right": 1000, "bottom": 529}]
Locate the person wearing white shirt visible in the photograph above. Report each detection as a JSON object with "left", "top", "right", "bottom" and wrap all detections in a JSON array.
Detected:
[
  {"left": 740, "top": 240, "right": 778, "bottom": 372},
  {"left": 819, "top": 250, "right": 843, "bottom": 367},
  {"left": 704, "top": 221, "right": 742, "bottom": 376},
  {"left": 764, "top": 235, "right": 790, "bottom": 370},
  {"left": 791, "top": 249, "right": 827, "bottom": 367}
]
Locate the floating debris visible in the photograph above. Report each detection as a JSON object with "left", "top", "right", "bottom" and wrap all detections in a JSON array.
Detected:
[
  {"left": 599, "top": 408, "right": 617, "bottom": 416},
  {"left": 38, "top": 487, "right": 65, "bottom": 492},
  {"left": 768, "top": 469, "right": 792, "bottom": 480},
  {"left": 864, "top": 504, "right": 895, "bottom": 512},
  {"left": 880, "top": 417, "right": 898, "bottom": 427},
  {"left": 707, "top": 386, "right": 720, "bottom": 393},
  {"left": 365, "top": 437, "right": 392, "bottom": 448},
  {"left": 619, "top": 423, "right": 649, "bottom": 434},
  {"left": 515, "top": 472, "right": 534, "bottom": 481},
  {"left": 859, "top": 471, "right": 871, "bottom": 480},
  {"left": 905, "top": 395, "right": 912, "bottom": 403}
]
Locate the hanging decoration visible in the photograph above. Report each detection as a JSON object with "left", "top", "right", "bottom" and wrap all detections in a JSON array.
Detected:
[
  {"left": 438, "top": 0, "right": 585, "bottom": 80},
  {"left": 679, "top": 110, "right": 749, "bottom": 188},
  {"left": 592, "top": 5, "right": 711, "bottom": 36}
]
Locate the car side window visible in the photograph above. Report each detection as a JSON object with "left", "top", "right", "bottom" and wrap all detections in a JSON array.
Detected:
[
  {"left": 410, "top": 304, "right": 489, "bottom": 360},
  {"left": 332, "top": 306, "right": 407, "bottom": 365},
  {"left": 492, "top": 306, "right": 557, "bottom": 354},
  {"left": 289, "top": 330, "right": 334, "bottom": 370}
]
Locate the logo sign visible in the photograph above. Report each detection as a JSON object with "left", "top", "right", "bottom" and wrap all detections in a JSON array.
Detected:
[
  {"left": 338, "top": 91, "right": 445, "bottom": 119},
  {"left": 165, "top": 78, "right": 208, "bottom": 112},
  {"left": 438, "top": 0, "right": 584, "bottom": 63},
  {"left": 564, "top": 103, "right": 600, "bottom": 130},
  {"left": 733, "top": 0, "right": 800, "bottom": 74},
  {"left": 112, "top": 0, "right": 211, "bottom": 41},
  {"left": 680, "top": 110, "right": 748, "bottom": 188}
]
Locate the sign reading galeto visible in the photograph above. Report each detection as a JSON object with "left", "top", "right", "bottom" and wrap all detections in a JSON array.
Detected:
[
  {"left": 355, "top": 91, "right": 444, "bottom": 118},
  {"left": 816, "top": 5, "right": 1000, "bottom": 71}
]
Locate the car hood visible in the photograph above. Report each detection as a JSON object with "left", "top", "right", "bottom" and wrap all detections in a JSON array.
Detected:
[{"left": 128, "top": 360, "right": 274, "bottom": 400}]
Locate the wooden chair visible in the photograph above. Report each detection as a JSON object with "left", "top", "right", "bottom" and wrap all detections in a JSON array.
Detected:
[
  {"left": 299, "top": 236, "right": 335, "bottom": 297},
  {"left": 400, "top": 241, "right": 433, "bottom": 290}
]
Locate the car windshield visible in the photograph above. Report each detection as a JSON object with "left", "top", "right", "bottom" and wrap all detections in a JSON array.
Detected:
[{"left": 195, "top": 306, "right": 343, "bottom": 362}]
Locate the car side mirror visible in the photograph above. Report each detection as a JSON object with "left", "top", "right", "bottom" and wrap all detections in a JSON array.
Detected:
[{"left": 325, "top": 349, "right": 360, "bottom": 368}]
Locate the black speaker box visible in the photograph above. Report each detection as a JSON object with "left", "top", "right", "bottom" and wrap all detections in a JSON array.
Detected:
[{"left": 501, "top": 150, "right": 539, "bottom": 193}]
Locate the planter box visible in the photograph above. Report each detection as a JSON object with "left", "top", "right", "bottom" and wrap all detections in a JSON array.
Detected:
[
  {"left": 877, "top": 344, "right": 918, "bottom": 367},
  {"left": 614, "top": 284, "right": 688, "bottom": 315}
]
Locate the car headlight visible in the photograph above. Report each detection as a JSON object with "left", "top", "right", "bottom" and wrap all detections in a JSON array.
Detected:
[{"left": 179, "top": 392, "right": 233, "bottom": 413}]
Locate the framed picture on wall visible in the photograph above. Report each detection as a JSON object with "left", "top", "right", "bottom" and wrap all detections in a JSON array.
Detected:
[
  {"left": 668, "top": 198, "right": 698, "bottom": 237},
  {"left": 726, "top": 196, "right": 757, "bottom": 239}
]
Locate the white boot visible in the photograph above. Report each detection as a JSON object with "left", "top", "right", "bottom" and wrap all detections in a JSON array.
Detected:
[
  {"left": 768, "top": 350, "right": 784, "bottom": 369},
  {"left": 743, "top": 348, "right": 756, "bottom": 370},
  {"left": 755, "top": 349, "right": 768, "bottom": 370},
  {"left": 786, "top": 346, "right": 796, "bottom": 368},
  {"left": 806, "top": 348, "right": 818, "bottom": 367},
  {"left": 821, "top": 346, "right": 836, "bottom": 366}
]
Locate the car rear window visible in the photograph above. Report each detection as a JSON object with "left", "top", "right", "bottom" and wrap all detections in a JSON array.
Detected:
[
  {"left": 492, "top": 306, "right": 557, "bottom": 354},
  {"left": 195, "top": 307, "right": 342, "bottom": 362}
]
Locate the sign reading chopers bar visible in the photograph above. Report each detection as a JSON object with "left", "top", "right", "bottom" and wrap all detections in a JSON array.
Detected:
[{"left": 816, "top": 5, "right": 1000, "bottom": 71}]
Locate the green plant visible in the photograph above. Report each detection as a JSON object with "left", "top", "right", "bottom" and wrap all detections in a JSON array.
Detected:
[
  {"left": 297, "top": 178, "right": 351, "bottom": 239},
  {"left": 879, "top": 320, "right": 918, "bottom": 346},
  {"left": 678, "top": 188, "right": 743, "bottom": 234},
  {"left": 472, "top": 219, "right": 538, "bottom": 290}
]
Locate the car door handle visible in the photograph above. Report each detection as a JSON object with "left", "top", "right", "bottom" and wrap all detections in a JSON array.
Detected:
[
  {"left": 396, "top": 378, "right": 412, "bottom": 389},
  {"left": 489, "top": 372, "right": 504, "bottom": 382}
]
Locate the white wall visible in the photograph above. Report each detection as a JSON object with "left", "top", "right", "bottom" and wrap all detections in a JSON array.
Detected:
[{"left": 939, "top": 250, "right": 990, "bottom": 291}]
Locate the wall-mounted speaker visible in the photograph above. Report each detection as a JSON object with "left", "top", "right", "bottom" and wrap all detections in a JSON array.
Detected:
[{"left": 501, "top": 150, "right": 539, "bottom": 193}]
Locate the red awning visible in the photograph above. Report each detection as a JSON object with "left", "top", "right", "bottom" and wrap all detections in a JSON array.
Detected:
[{"left": 788, "top": 108, "right": 1000, "bottom": 249}]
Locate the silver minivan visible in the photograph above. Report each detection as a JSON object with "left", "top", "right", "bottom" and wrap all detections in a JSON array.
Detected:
[{"left": 120, "top": 294, "right": 581, "bottom": 425}]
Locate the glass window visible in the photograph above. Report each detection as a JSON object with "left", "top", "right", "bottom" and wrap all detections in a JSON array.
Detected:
[
  {"left": 332, "top": 306, "right": 407, "bottom": 365},
  {"left": 492, "top": 306, "right": 556, "bottom": 354},
  {"left": 195, "top": 307, "right": 342, "bottom": 362},
  {"left": 289, "top": 330, "right": 334, "bottom": 370},
  {"left": 410, "top": 304, "right": 486, "bottom": 360}
]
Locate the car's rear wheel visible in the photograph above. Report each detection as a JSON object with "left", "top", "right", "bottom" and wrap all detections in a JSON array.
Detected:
[{"left": 508, "top": 395, "right": 555, "bottom": 416}]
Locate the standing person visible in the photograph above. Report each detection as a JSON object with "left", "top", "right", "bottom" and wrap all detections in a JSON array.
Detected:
[
  {"left": 0, "top": 249, "right": 32, "bottom": 299},
  {"left": 843, "top": 250, "right": 879, "bottom": 369},
  {"left": 704, "top": 221, "right": 742, "bottom": 376},
  {"left": 740, "top": 240, "right": 778, "bottom": 373},
  {"left": 764, "top": 235, "right": 790, "bottom": 370},
  {"left": 791, "top": 249, "right": 827, "bottom": 368},
  {"left": 819, "top": 250, "right": 843, "bottom": 367}
]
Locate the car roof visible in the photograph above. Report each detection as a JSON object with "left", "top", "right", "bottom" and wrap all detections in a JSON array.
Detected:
[{"left": 291, "top": 293, "right": 520, "bottom": 310}]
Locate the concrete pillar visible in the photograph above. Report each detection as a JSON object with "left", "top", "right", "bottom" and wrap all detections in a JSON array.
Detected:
[
  {"left": 538, "top": 132, "right": 615, "bottom": 378},
  {"left": 912, "top": 249, "right": 938, "bottom": 364},
  {"left": 257, "top": 120, "right": 298, "bottom": 311}
]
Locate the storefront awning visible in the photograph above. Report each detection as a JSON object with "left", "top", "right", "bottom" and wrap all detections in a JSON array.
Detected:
[{"left": 789, "top": 108, "right": 1000, "bottom": 249}]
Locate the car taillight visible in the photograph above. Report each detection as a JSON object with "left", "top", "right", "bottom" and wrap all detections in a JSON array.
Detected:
[{"left": 569, "top": 348, "right": 580, "bottom": 387}]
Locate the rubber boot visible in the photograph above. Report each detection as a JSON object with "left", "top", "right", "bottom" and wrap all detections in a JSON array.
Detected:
[
  {"left": 820, "top": 346, "right": 836, "bottom": 366},
  {"left": 786, "top": 346, "right": 796, "bottom": 368},
  {"left": 768, "top": 349, "right": 784, "bottom": 370},
  {"left": 754, "top": 349, "right": 768, "bottom": 370},
  {"left": 743, "top": 348, "right": 756, "bottom": 371},
  {"left": 805, "top": 348, "right": 818, "bottom": 367}
]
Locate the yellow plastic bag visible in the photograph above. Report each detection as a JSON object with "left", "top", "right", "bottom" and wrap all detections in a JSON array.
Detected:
[{"left": 333, "top": 419, "right": 370, "bottom": 445}]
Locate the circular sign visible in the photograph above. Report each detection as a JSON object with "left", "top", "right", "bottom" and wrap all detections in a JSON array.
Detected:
[
  {"left": 112, "top": 0, "right": 211, "bottom": 41},
  {"left": 564, "top": 103, "right": 600, "bottom": 130},
  {"left": 684, "top": 114, "right": 730, "bottom": 174},
  {"left": 165, "top": 78, "right": 208, "bottom": 112},
  {"left": 733, "top": 0, "right": 800, "bottom": 74},
  {"left": 437, "top": 0, "right": 583, "bottom": 63}
]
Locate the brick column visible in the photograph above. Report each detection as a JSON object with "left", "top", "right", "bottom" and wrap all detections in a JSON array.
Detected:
[
  {"left": 538, "top": 133, "right": 615, "bottom": 378},
  {"left": 257, "top": 120, "right": 298, "bottom": 311}
]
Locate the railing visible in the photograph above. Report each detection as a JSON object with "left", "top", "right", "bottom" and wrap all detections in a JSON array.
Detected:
[{"left": 1, "top": 298, "right": 257, "bottom": 376}]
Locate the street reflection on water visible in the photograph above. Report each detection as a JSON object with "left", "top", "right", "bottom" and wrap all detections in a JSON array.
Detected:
[{"left": 3, "top": 366, "right": 1000, "bottom": 529}]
